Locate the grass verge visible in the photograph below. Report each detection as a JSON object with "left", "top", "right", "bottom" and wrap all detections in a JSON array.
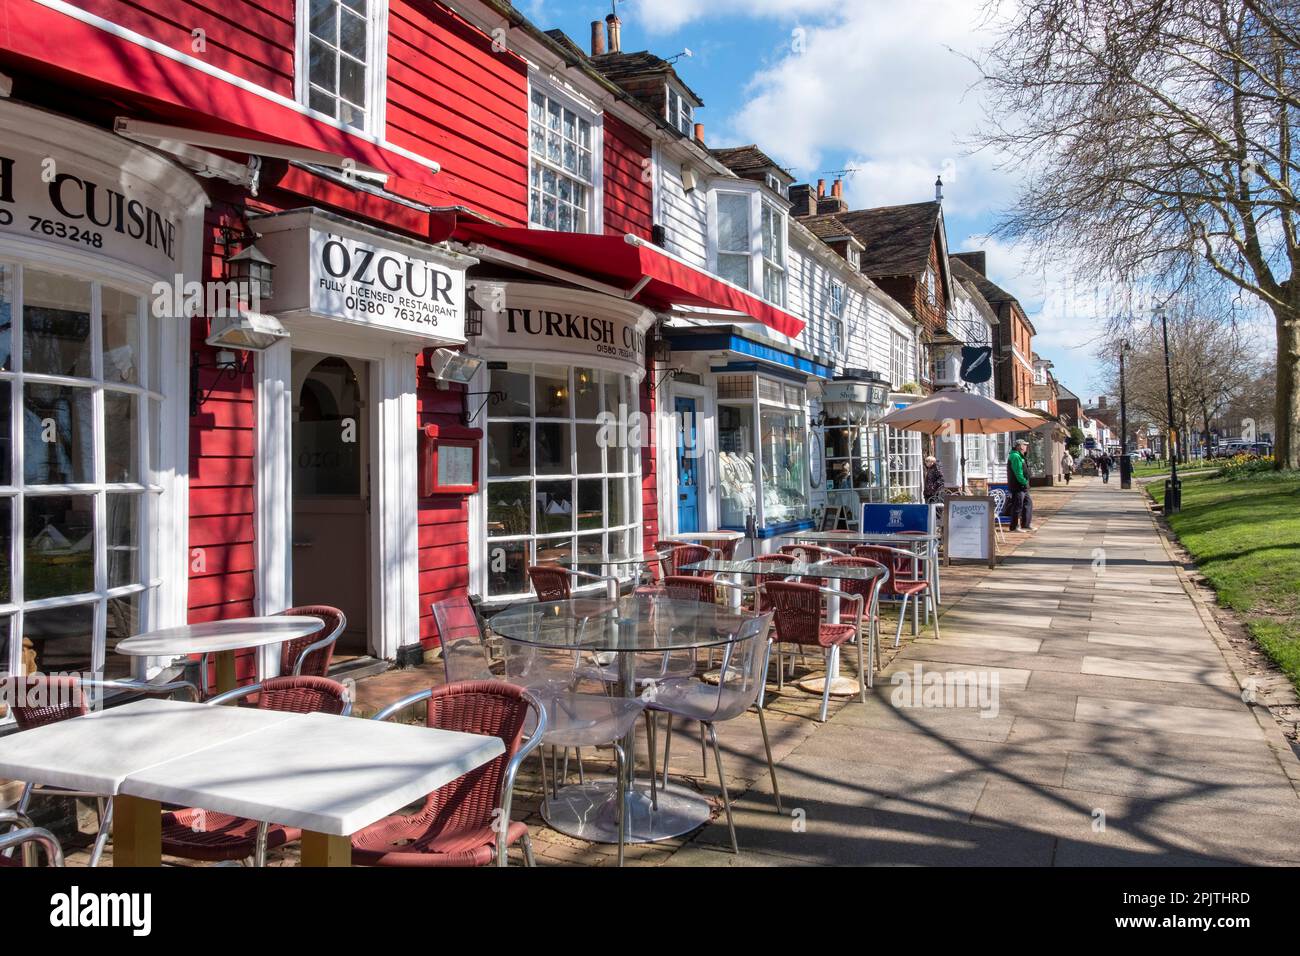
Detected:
[{"left": 1149, "top": 470, "right": 1300, "bottom": 691}]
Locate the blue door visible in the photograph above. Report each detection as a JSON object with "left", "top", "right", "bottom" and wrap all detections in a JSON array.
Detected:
[{"left": 675, "top": 396, "right": 699, "bottom": 533}]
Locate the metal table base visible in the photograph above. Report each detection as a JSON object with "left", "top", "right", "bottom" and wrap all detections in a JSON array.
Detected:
[{"left": 541, "top": 779, "right": 712, "bottom": 843}]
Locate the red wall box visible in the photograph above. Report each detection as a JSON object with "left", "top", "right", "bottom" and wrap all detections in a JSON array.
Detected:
[{"left": 421, "top": 424, "right": 483, "bottom": 496}]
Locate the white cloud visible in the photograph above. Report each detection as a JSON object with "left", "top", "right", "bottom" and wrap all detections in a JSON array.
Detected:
[
  {"left": 629, "top": 0, "right": 842, "bottom": 35},
  {"left": 704, "top": 2, "right": 1019, "bottom": 216}
]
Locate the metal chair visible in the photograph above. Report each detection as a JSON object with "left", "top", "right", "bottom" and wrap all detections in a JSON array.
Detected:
[
  {"left": 353, "top": 681, "right": 546, "bottom": 867},
  {"left": 0, "top": 810, "right": 63, "bottom": 867},
  {"left": 527, "top": 564, "right": 619, "bottom": 601},
  {"left": 854, "top": 545, "right": 940, "bottom": 647},
  {"left": 499, "top": 636, "right": 646, "bottom": 866},
  {"left": 160, "top": 676, "right": 351, "bottom": 866},
  {"left": 276, "top": 605, "right": 347, "bottom": 677},
  {"left": 2, "top": 674, "right": 199, "bottom": 867},
  {"left": 430, "top": 595, "right": 496, "bottom": 683},
  {"left": 763, "top": 580, "right": 864, "bottom": 722},
  {"left": 826, "top": 556, "right": 888, "bottom": 688},
  {"left": 644, "top": 613, "right": 779, "bottom": 853},
  {"left": 989, "top": 488, "right": 1009, "bottom": 549}
]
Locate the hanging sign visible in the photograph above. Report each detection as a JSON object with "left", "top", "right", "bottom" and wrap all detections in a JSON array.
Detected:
[{"left": 960, "top": 346, "right": 993, "bottom": 384}]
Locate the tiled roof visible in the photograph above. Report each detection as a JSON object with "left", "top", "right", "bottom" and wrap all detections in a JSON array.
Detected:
[
  {"left": 587, "top": 50, "right": 706, "bottom": 105},
  {"left": 710, "top": 144, "right": 789, "bottom": 178},
  {"left": 799, "top": 214, "right": 858, "bottom": 242},
  {"left": 836, "top": 201, "right": 941, "bottom": 277},
  {"left": 950, "top": 254, "right": 1017, "bottom": 305}
]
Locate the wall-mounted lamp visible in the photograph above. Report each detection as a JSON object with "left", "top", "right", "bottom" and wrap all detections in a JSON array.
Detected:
[
  {"left": 465, "top": 289, "right": 484, "bottom": 337},
  {"left": 428, "top": 347, "right": 483, "bottom": 386},
  {"left": 205, "top": 308, "right": 289, "bottom": 351},
  {"left": 225, "top": 243, "right": 275, "bottom": 304}
]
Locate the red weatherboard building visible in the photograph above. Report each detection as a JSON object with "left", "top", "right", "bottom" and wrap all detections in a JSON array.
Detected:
[{"left": 0, "top": 0, "right": 796, "bottom": 692}]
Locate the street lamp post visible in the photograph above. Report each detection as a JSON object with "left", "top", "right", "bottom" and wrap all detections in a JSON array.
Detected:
[
  {"left": 1119, "top": 341, "right": 1132, "bottom": 489},
  {"left": 1158, "top": 305, "right": 1181, "bottom": 514}
]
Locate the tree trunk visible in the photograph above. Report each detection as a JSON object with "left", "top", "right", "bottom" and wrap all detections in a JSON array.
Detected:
[{"left": 1276, "top": 297, "right": 1300, "bottom": 470}]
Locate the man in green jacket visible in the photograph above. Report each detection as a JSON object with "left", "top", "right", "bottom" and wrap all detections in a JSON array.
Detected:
[{"left": 1007, "top": 439, "right": 1034, "bottom": 531}]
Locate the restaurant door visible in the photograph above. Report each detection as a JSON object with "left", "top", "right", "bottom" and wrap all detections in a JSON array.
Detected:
[
  {"left": 290, "top": 352, "right": 372, "bottom": 656},
  {"left": 675, "top": 396, "right": 700, "bottom": 533}
]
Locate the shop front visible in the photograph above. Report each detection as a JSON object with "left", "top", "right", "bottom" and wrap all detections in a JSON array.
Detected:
[
  {"left": 467, "top": 280, "right": 653, "bottom": 603},
  {"left": 0, "top": 100, "right": 207, "bottom": 694},
  {"left": 818, "top": 375, "right": 893, "bottom": 523},
  {"left": 659, "top": 329, "right": 832, "bottom": 543},
  {"left": 251, "top": 208, "right": 474, "bottom": 662}
]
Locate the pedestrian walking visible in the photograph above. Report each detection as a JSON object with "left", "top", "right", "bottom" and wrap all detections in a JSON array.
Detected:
[
  {"left": 1007, "top": 438, "right": 1034, "bottom": 531},
  {"left": 1099, "top": 452, "right": 1112, "bottom": 484},
  {"left": 1060, "top": 449, "right": 1074, "bottom": 485}
]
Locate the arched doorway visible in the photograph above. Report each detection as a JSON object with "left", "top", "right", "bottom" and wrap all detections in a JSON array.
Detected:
[{"left": 291, "top": 352, "right": 371, "bottom": 657}]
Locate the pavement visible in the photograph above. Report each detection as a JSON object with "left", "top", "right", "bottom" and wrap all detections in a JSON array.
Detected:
[{"left": 663, "top": 476, "right": 1300, "bottom": 866}]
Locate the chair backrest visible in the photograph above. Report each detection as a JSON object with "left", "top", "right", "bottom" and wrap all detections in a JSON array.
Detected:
[
  {"left": 852, "top": 546, "right": 917, "bottom": 590},
  {"left": 990, "top": 487, "right": 1009, "bottom": 513},
  {"left": 277, "top": 606, "right": 346, "bottom": 677},
  {"left": 751, "top": 553, "right": 797, "bottom": 612},
  {"left": 0, "top": 824, "right": 63, "bottom": 867},
  {"left": 2, "top": 675, "right": 87, "bottom": 730},
  {"left": 779, "top": 543, "right": 841, "bottom": 563},
  {"left": 763, "top": 581, "right": 825, "bottom": 647},
  {"left": 527, "top": 564, "right": 572, "bottom": 601},
  {"left": 667, "top": 543, "right": 712, "bottom": 576},
  {"left": 234, "top": 676, "right": 350, "bottom": 715},
  {"left": 827, "top": 556, "right": 886, "bottom": 618},
  {"left": 430, "top": 596, "right": 495, "bottom": 684},
  {"left": 664, "top": 612, "right": 773, "bottom": 724},
  {"left": 663, "top": 575, "right": 716, "bottom": 604},
  {"left": 419, "top": 681, "right": 531, "bottom": 832}
]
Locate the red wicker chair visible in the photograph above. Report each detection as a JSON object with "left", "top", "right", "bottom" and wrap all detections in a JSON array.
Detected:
[
  {"left": 662, "top": 574, "right": 717, "bottom": 603},
  {"left": 827, "top": 556, "right": 887, "bottom": 688},
  {"left": 351, "top": 681, "right": 544, "bottom": 867},
  {"left": 853, "top": 545, "right": 940, "bottom": 647},
  {"left": 160, "top": 676, "right": 351, "bottom": 865},
  {"left": 527, "top": 564, "right": 572, "bottom": 601},
  {"left": 276, "top": 605, "right": 346, "bottom": 677},
  {"left": 639, "top": 544, "right": 713, "bottom": 597},
  {"left": 763, "top": 580, "right": 863, "bottom": 722},
  {"left": 777, "top": 543, "right": 843, "bottom": 589}
]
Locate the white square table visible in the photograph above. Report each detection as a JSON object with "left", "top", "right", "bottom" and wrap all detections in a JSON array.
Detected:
[{"left": 0, "top": 698, "right": 505, "bottom": 867}]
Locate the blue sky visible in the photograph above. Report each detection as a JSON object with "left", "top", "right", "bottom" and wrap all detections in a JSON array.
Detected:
[{"left": 525, "top": 0, "right": 1111, "bottom": 398}]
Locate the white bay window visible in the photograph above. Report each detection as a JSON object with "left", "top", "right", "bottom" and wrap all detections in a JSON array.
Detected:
[{"left": 709, "top": 187, "right": 788, "bottom": 306}]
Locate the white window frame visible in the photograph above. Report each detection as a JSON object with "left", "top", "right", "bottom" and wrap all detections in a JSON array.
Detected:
[
  {"left": 890, "top": 329, "right": 910, "bottom": 388},
  {"left": 707, "top": 184, "right": 788, "bottom": 306},
  {"left": 527, "top": 78, "right": 603, "bottom": 234},
  {"left": 826, "top": 279, "right": 846, "bottom": 356},
  {"left": 294, "top": 0, "right": 390, "bottom": 139},
  {"left": 665, "top": 84, "right": 694, "bottom": 137},
  {"left": 924, "top": 266, "right": 937, "bottom": 306},
  {"left": 0, "top": 257, "right": 184, "bottom": 700}
]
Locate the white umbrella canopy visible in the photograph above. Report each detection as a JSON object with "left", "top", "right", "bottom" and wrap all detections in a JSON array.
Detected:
[{"left": 877, "top": 388, "right": 1045, "bottom": 435}]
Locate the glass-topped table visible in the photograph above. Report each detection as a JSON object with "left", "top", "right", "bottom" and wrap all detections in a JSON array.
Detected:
[
  {"left": 683, "top": 558, "right": 889, "bottom": 698},
  {"left": 551, "top": 550, "right": 672, "bottom": 597},
  {"left": 491, "top": 595, "right": 765, "bottom": 844}
]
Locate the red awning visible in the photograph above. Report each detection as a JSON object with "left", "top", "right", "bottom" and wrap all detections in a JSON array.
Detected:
[{"left": 455, "top": 222, "right": 805, "bottom": 338}]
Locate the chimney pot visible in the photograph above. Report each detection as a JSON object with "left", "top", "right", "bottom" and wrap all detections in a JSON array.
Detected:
[
  {"left": 817, "top": 178, "right": 826, "bottom": 197},
  {"left": 590, "top": 20, "right": 606, "bottom": 56},
  {"left": 832, "top": 178, "right": 842, "bottom": 198},
  {"left": 935, "top": 175, "right": 944, "bottom": 202},
  {"left": 693, "top": 122, "right": 705, "bottom": 144},
  {"left": 605, "top": 12, "right": 621, "bottom": 53}
]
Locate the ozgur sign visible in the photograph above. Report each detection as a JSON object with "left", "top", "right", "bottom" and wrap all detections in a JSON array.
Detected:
[{"left": 253, "top": 210, "right": 470, "bottom": 344}]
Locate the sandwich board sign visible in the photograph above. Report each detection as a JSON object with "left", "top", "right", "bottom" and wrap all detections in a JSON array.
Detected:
[{"left": 943, "top": 496, "right": 995, "bottom": 568}]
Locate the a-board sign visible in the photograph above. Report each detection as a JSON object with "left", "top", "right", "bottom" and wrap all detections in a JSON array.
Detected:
[{"left": 943, "top": 495, "right": 996, "bottom": 568}]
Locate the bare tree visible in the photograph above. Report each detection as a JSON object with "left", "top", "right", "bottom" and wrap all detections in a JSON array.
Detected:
[{"left": 976, "top": 0, "right": 1300, "bottom": 467}]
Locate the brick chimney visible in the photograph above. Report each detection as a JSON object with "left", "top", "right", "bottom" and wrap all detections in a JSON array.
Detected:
[
  {"left": 788, "top": 183, "right": 817, "bottom": 217},
  {"left": 590, "top": 20, "right": 606, "bottom": 56},
  {"left": 817, "top": 178, "right": 826, "bottom": 198},
  {"left": 694, "top": 122, "right": 705, "bottom": 144},
  {"left": 832, "top": 178, "right": 843, "bottom": 199},
  {"left": 605, "top": 12, "right": 621, "bottom": 53},
  {"left": 816, "top": 179, "right": 848, "bottom": 214}
]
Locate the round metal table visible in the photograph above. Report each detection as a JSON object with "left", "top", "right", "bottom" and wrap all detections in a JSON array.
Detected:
[
  {"left": 491, "top": 595, "right": 764, "bottom": 844},
  {"left": 116, "top": 617, "right": 323, "bottom": 695},
  {"left": 551, "top": 549, "right": 672, "bottom": 597}
]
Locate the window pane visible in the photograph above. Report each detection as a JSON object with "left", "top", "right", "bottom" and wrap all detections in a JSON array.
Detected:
[
  {"left": 106, "top": 493, "right": 140, "bottom": 589},
  {"left": 309, "top": 39, "right": 337, "bottom": 93},
  {"left": 0, "top": 498, "right": 9, "bottom": 603},
  {"left": 339, "top": 9, "right": 367, "bottom": 60},
  {"left": 487, "top": 481, "right": 530, "bottom": 537},
  {"left": 104, "top": 391, "right": 139, "bottom": 484},
  {"left": 0, "top": 382, "right": 10, "bottom": 486},
  {"left": 104, "top": 590, "right": 142, "bottom": 679},
  {"left": 0, "top": 263, "right": 11, "bottom": 371},
  {"left": 23, "top": 602, "right": 95, "bottom": 676},
  {"left": 25, "top": 495, "right": 94, "bottom": 599},
  {"left": 573, "top": 368, "right": 599, "bottom": 419},
  {"left": 24, "top": 384, "right": 94, "bottom": 484},
  {"left": 535, "top": 422, "right": 570, "bottom": 475},
  {"left": 486, "top": 540, "right": 528, "bottom": 598},
  {"left": 534, "top": 366, "right": 569, "bottom": 418},
  {"left": 339, "top": 55, "right": 366, "bottom": 107},
  {"left": 607, "top": 477, "right": 627, "bottom": 527},
  {"left": 490, "top": 364, "right": 531, "bottom": 416},
  {"left": 717, "top": 253, "right": 750, "bottom": 290},
  {"left": 575, "top": 423, "right": 603, "bottom": 474},
  {"left": 717, "top": 194, "right": 750, "bottom": 253},
  {"left": 487, "top": 422, "right": 530, "bottom": 478},
  {"left": 535, "top": 480, "right": 572, "bottom": 535},
  {"left": 101, "top": 288, "right": 140, "bottom": 385},
  {"left": 309, "top": 0, "right": 336, "bottom": 42},
  {"left": 23, "top": 272, "right": 92, "bottom": 378},
  {"left": 576, "top": 479, "right": 602, "bottom": 530}
]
